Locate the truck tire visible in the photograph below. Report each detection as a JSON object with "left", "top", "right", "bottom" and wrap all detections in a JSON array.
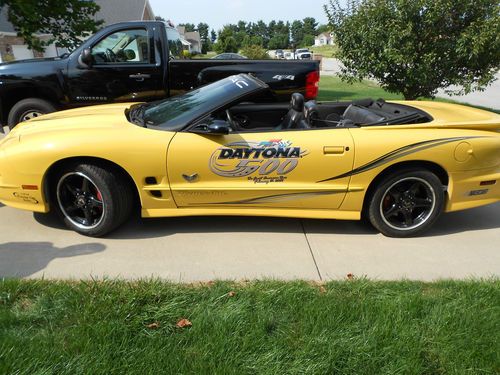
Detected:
[{"left": 8, "top": 98, "right": 57, "bottom": 129}]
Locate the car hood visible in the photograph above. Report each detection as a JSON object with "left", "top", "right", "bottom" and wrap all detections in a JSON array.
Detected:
[{"left": 9, "top": 103, "right": 138, "bottom": 138}]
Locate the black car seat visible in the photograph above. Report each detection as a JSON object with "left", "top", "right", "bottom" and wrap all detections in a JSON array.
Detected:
[
  {"left": 277, "top": 93, "right": 305, "bottom": 129},
  {"left": 302, "top": 100, "right": 319, "bottom": 128}
]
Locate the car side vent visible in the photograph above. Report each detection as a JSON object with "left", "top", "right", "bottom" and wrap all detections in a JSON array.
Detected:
[
  {"left": 145, "top": 177, "right": 157, "bottom": 185},
  {"left": 150, "top": 190, "right": 162, "bottom": 198}
]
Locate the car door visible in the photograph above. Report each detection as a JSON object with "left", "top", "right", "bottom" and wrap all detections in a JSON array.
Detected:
[
  {"left": 167, "top": 127, "right": 355, "bottom": 209},
  {"left": 66, "top": 26, "right": 165, "bottom": 106}
]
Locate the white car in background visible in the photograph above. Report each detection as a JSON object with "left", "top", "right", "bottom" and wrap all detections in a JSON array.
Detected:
[{"left": 295, "top": 48, "right": 313, "bottom": 60}]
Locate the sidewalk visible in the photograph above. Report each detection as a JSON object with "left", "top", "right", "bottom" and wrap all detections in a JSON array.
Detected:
[
  {"left": 1, "top": 203, "right": 499, "bottom": 281},
  {"left": 437, "top": 73, "right": 500, "bottom": 110}
]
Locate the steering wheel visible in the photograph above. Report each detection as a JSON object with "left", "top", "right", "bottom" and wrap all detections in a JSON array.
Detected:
[{"left": 105, "top": 48, "right": 117, "bottom": 63}]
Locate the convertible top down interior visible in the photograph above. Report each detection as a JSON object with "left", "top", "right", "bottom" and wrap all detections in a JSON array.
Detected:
[{"left": 224, "top": 93, "right": 434, "bottom": 133}]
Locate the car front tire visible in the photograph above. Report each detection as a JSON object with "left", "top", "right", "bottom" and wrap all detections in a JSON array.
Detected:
[
  {"left": 368, "top": 169, "right": 445, "bottom": 237},
  {"left": 52, "top": 163, "right": 133, "bottom": 237}
]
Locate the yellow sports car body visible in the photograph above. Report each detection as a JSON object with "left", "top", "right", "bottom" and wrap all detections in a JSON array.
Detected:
[{"left": 0, "top": 74, "right": 499, "bottom": 237}]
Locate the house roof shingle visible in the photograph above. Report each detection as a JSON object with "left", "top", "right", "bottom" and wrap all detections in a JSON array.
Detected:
[{"left": 93, "top": 0, "right": 154, "bottom": 25}]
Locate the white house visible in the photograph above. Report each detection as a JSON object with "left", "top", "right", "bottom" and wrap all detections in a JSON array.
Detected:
[
  {"left": 176, "top": 26, "right": 201, "bottom": 54},
  {"left": 314, "top": 32, "right": 334, "bottom": 47}
]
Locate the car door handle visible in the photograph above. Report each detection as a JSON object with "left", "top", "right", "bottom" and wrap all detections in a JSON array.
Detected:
[
  {"left": 129, "top": 73, "right": 151, "bottom": 81},
  {"left": 323, "top": 146, "right": 346, "bottom": 155}
]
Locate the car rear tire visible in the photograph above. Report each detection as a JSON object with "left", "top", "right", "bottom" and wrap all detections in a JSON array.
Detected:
[
  {"left": 8, "top": 98, "right": 56, "bottom": 129},
  {"left": 52, "top": 163, "right": 133, "bottom": 237},
  {"left": 368, "top": 169, "right": 445, "bottom": 237}
]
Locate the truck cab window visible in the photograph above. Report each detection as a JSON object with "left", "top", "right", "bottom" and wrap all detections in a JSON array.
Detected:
[
  {"left": 165, "top": 28, "right": 184, "bottom": 60},
  {"left": 92, "top": 29, "right": 149, "bottom": 64}
]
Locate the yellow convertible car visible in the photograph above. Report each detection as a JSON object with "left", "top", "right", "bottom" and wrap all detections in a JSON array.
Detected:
[{"left": 0, "top": 74, "right": 499, "bottom": 237}]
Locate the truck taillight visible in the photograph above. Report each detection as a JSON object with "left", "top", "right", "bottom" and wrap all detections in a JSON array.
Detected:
[{"left": 305, "top": 70, "right": 320, "bottom": 100}]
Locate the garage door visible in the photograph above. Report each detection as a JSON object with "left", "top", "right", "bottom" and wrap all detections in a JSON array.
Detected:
[{"left": 12, "top": 45, "right": 34, "bottom": 61}]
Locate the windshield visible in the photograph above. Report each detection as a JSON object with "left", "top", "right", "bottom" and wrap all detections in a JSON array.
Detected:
[{"left": 143, "top": 75, "right": 265, "bottom": 130}]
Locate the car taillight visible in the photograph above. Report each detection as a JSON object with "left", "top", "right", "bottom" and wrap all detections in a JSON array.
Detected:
[{"left": 305, "top": 70, "right": 320, "bottom": 100}]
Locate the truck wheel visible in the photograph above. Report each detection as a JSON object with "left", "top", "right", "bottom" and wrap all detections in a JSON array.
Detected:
[
  {"left": 8, "top": 98, "right": 56, "bottom": 129},
  {"left": 53, "top": 163, "right": 133, "bottom": 237},
  {"left": 368, "top": 169, "right": 445, "bottom": 238}
]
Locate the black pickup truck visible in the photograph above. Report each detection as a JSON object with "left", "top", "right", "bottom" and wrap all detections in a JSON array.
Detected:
[{"left": 0, "top": 21, "right": 320, "bottom": 131}]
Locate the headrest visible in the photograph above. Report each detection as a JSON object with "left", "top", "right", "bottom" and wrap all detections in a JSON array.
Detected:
[
  {"left": 290, "top": 93, "right": 305, "bottom": 112},
  {"left": 304, "top": 100, "right": 319, "bottom": 120}
]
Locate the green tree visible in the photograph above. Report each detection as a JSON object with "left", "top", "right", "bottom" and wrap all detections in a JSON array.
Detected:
[
  {"left": 197, "top": 22, "right": 211, "bottom": 53},
  {"left": 301, "top": 34, "right": 315, "bottom": 47},
  {"left": 242, "top": 35, "right": 263, "bottom": 48},
  {"left": 179, "top": 23, "right": 195, "bottom": 32},
  {"left": 0, "top": 0, "right": 103, "bottom": 52},
  {"left": 268, "top": 34, "right": 289, "bottom": 50},
  {"left": 215, "top": 26, "right": 238, "bottom": 53},
  {"left": 316, "top": 24, "right": 330, "bottom": 34},
  {"left": 302, "top": 17, "right": 318, "bottom": 36},
  {"left": 290, "top": 20, "right": 304, "bottom": 47},
  {"left": 234, "top": 31, "right": 247, "bottom": 49},
  {"left": 254, "top": 21, "right": 269, "bottom": 48},
  {"left": 237, "top": 20, "right": 247, "bottom": 33},
  {"left": 210, "top": 29, "right": 217, "bottom": 44},
  {"left": 241, "top": 45, "right": 270, "bottom": 59},
  {"left": 325, "top": 0, "right": 500, "bottom": 100},
  {"left": 221, "top": 36, "right": 238, "bottom": 53}
]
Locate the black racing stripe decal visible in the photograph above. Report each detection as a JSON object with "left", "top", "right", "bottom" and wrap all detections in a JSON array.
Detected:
[
  {"left": 317, "top": 136, "right": 484, "bottom": 183},
  {"left": 190, "top": 190, "right": 346, "bottom": 206}
]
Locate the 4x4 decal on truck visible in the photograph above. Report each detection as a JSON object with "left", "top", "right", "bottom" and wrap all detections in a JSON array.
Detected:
[{"left": 209, "top": 140, "right": 309, "bottom": 180}]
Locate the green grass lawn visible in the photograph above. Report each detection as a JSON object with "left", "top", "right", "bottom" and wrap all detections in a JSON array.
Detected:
[
  {"left": 318, "top": 75, "right": 404, "bottom": 102},
  {"left": 318, "top": 75, "right": 500, "bottom": 114},
  {"left": 192, "top": 51, "right": 217, "bottom": 59},
  {"left": 310, "top": 45, "right": 339, "bottom": 58},
  {"left": 1, "top": 279, "right": 499, "bottom": 374}
]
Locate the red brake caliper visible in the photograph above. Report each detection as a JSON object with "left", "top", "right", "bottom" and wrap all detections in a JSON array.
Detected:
[{"left": 96, "top": 190, "right": 103, "bottom": 202}]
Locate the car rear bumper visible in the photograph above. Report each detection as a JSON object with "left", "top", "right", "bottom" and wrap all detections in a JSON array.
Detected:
[{"left": 446, "top": 167, "right": 500, "bottom": 212}]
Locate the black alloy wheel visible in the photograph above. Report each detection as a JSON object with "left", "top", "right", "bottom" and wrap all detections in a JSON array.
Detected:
[
  {"left": 53, "top": 163, "right": 133, "bottom": 237},
  {"left": 57, "top": 172, "right": 105, "bottom": 230},
  {"left": 368, "top": 170, "right": 445, "bottom": 237}
]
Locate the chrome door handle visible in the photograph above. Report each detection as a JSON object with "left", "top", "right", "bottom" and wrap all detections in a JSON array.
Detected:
[{"left": 129, "top": 73, "right": 151, "bottom": 81}]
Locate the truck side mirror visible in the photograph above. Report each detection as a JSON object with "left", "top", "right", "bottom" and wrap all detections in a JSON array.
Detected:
[{"left": 79, "top": 48, "right": 93, "bottom": 68}]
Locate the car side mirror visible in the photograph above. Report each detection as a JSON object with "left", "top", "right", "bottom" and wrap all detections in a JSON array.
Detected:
[
  {"left": 192, "top": 121, "right": 231, "bottom": 135},
  {"left": 79, "top": 48, "right": 93, "bottom": 68}
]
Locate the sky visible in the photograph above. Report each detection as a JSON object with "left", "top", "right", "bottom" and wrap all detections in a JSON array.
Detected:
[{"left": 148, "top": 0, "right": 331, "bottom": 32}]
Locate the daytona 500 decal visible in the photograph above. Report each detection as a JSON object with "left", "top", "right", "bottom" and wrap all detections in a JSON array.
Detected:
[{"left": 209, "top": 139, "right": 308, "bottom": 180}]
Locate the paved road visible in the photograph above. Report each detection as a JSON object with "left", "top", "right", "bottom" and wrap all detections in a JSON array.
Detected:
[
  {"left": 321, "top": 58, "right": 500, "bottom": 110},
  {"left": 1, "top": 202, "right": 499, "bottom": 281}
]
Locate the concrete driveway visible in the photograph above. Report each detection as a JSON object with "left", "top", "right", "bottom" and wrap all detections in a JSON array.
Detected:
[{"left": 1, "top": 202, "right": 499, "bottom": 282}]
